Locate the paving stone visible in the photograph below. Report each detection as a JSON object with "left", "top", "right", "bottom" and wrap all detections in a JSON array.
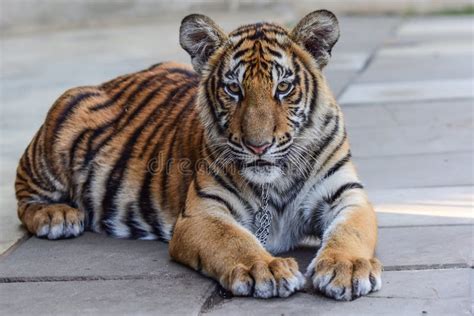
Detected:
[
  {"left": 205, "top": 269, "right": 471, "bottom": 316},
  {"left": 281, "top": 224, "right": 471, "bottom": 271},
  {"left": 377, "top": 225, "right": 472, "bottom": 268},
  {"left": 0, "top": 233, "right": 189, "bottom": 278},
  {"left": 334, "top": 16, "right": 401, "bottom": 53},
  {"left": 339, "top": 79, "right": 474, "bottom": 104},
  {"left": 356, "top": 54, "right": 473, "bottom": 83},
  {"left": 397, "top": 17, "right": 474, "bottom": 37},
  {"left": 326, "top": 52, "right": 369, "bottom": 71},
  {"left": 2, "top": 221, "right": 470, "bottom": 280},
  {"left": 1, "top": 226, "right": 470, "bottom": 314},
  {"left": 354, "top": 151, "right": 473, "bottom": 190},
  {"left": 379, "top": 41, "right": 473, "bottom": 57},
  {"left": 349, "top": 124, "right": 473, "bottom": 157},
  {"left": 0, "top": 277, "right": 214, "bottom": 316},
  {"left": 0, "top": 219, "right": 25, "bottom": 255},
  {"left": 370, "top": 186, "right": 473, "bottom": 227},
  {"left": 0, "top": 154, "right": 26, "bottom": 255},
  {"left": 342, "top": 99, "right": 473, "bottom": 129},
  {"left": 324, "top": 69, "right": 357, "bottom": 97},
  {"left": 344, "top": 99, "right": 474, "bottom": 159}
]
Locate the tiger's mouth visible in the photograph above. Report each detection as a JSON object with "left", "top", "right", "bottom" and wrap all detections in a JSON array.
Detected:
[
  {"left": 243, "top": 159, "right": 275, "bottom": 168},
  {"left": 238, "top": 159, "right": 283, "bottom": 184}
]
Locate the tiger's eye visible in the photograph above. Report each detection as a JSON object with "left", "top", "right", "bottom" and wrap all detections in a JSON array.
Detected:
[
  {"left": 227, "top": 83, "right": 240, "bottom": 94},
  {"left": 277, "top": 82, "right": 291, "bottom": 93}
]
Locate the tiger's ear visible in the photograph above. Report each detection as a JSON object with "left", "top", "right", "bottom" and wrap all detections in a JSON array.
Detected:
[
  {"left": 291, "top": 10, "right": 340, "bottom": 68},
  {"left": 180, "top": 14, "right": 227, "bottom": 74}
]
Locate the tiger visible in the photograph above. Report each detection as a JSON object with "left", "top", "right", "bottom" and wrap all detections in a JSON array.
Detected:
[{"left": 14, "top": 10, "right": 382, "bottom": 300}]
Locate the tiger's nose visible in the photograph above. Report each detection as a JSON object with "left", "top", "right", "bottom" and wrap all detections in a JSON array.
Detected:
[{"left": 244, "top": 139, "right": 272, "bottom": 155}]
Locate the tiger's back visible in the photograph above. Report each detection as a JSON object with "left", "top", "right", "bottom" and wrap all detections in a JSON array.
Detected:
[{"left": 15, "top": 62, "right": 203, "bottom": 240}]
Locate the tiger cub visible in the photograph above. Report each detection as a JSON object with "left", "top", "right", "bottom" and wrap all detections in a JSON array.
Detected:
[{"left": 15, "top": 10, "right": 382, "bottom": 300}]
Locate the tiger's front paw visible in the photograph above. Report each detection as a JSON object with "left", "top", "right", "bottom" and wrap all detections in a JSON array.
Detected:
[
  {"left": 306, "top": 252, "right": 382, "bottom": 301},
  {"left": 224, "top": 257, "right": 305, "bottom": 298}
]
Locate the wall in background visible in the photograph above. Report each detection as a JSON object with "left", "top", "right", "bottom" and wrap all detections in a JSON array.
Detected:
[{"left": 1, "top": 0, "right": 472, "bottom": 34}]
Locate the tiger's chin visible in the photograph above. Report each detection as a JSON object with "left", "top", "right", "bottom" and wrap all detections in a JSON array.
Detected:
[{"left": 241, "top": 165, "right": 283, "bottom": 184}]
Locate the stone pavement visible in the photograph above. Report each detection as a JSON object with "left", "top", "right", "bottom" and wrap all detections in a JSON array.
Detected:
[{"left": 0, "top": 11, "right": 473, "bottom": 315}]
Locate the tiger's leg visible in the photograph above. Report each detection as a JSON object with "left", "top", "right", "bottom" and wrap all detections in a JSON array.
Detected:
[
  {"left": 17, "top": 203, "right": 85, "bottom": 239},
  {"left": 169, "top": 183, "right": 305, "bottom": 298},
  {"left": 306, "top": 189, "right": 382, "bottom": 301},
  {"left": 15, "top": 128, "right": 85, "bottom": 239}
]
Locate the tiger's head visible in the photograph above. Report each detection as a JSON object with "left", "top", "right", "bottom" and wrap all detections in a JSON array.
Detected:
[{"left": 180, "top": 10, "right": 340, "bottom": 184}]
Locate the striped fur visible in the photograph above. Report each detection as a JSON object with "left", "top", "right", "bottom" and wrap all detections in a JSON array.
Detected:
[{"left": 15, "top": 10, "right": 381, "bottom": 300}]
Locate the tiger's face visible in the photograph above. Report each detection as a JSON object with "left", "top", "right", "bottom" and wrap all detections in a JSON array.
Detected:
[{"left": 180, "top": 11, "right": 340, "bottom": 184}]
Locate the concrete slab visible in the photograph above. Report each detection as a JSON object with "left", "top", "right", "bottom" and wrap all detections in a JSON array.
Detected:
[
  {"left": 0, "top": 223, "right": 25, "bottom": 255},
  {"left": 377, "top": 225, "right": 472, "bottom": 268},
  {"left": 2, "top": 221, "right": 470, "bottom": 280},
  {"left": 342, "top": 99, "right": 474, "bottom": 129},
  {"left": 282, "top": 224, "right": 471, "bottom": 270},
  {"left": 339, "top": 79, "right": 474, "bottom": 104},
  {"left": 324, "top": 70, "right": 357, "bottom": 97},
  {"left": 327, "top": 52, "right": 369, "bottom": 71},
  {"left": 349, "top": 124, "right": 473, "bottom": 157},
  {"left": 204, "top": 269, "right": 471, "bottom": 316},
  {"left": 0, "top": 169, "right": 26, "bottom": 255},
  {"left": 356, "top": 54, "right": 473, "bottom": 83},
  {"left": 371, "top": 186, "right": 473, "bottom": 227},
  {"left": 334, "top": 16, "right": 401, "bottom": 53},
  {"left": 397, "top": 17, "right": 474, "bottom": 37},
  {"left": 348, "top": 125, "right": 474, "bottom": 158},
  {"left": 0, "top": 233, "right": 186, "bottom": 278},
  {"left": 0, "top": 277, "right": 214, "bottom": 316},
  {"left": 354, "top": 151, "right": 474, "bottom": 190},
  {"left": 379, "top": 41, "right": 473, "bottom": 57}
]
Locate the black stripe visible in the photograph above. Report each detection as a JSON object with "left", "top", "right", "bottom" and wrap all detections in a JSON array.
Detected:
[
  {"left": 318, "top": 129, "right": 347, "bottom": 173},
  {"left": 309, "top": 115, "right": 339, "bottom": 164},
  {"left": 233, "top": 48, "right": 251, "bottom": 60},
  {"left": 147, "top": 62, "right": 164, "bottom": 71},
  {"left": 29, "top": 130, "right": 56, "bottom": 191},
  {"left": 204, "top": 73, "right": 225, "bottom": 135},
  {"left": 302, "top": 70, "right": 318, "bottom": 130},
  {"left": 125, "top": 203, "right": 150, "bottom": 239},
  {"left": 69, "top": 129, "right": 91, "bottom": 167},
  {"left": 53, "top": 91, "right": 101, "bottom": 136},
  {"left": 326, "top": 182, "right": 363, "bottom": 205},
  {"left": 267, "top": 47, "right": 282, "bottom": 58},
  {"left": 101, "top": 74, "right": 132, "bottom": 91},
  {"left": 208, "top": 164, "right": 252, "bottom": 212},
  {"left": 194, "top": 179, "right": 241, "bottom": 221},
  {"left": 323, "top": 152, "right": 352, "bottom": 180},
  {"left": 90, "top": 77, "right": 137, "bottom": 111},
  {"left": 21, "top": 147, "right": 55, "bottom": 193}
]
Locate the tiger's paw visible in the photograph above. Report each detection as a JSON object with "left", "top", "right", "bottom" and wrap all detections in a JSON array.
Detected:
[
  {"left": 31, "top": 204, "right": 85, "bottom": 240},
  {"left": 224, "top": 257, "right": 305, "bottom": 298},
  {"left": 306, "top": 252, "right": 382, "bottom": 301}
]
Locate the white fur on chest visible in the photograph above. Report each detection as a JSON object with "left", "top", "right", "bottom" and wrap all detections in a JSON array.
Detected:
[{"left": 259, "top": 165, "right": 359, "bottom": 254}]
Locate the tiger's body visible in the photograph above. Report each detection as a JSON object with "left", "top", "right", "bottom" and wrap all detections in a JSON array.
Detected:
[{"left": 15, "top": 11, "right": 382, "bottom": 300}]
